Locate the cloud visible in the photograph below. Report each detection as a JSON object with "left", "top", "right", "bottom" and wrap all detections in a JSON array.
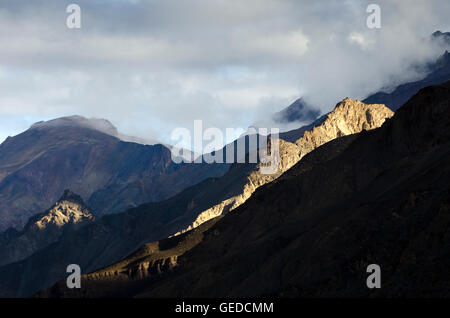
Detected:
[
  {"left": 0, "top": 0, "right": 449, "bottom": 148},
  {"left": 348, "top": 32, "right": 376, "bottom": 50}
]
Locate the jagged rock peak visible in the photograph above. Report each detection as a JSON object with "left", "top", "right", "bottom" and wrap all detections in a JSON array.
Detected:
[
  {"left": 328, "top": 98, "right": 393, "bottom": 129},
  {"left": 295, "top": 98, "right": 394, "bottom": 154},
  {"left": 33, "top": 190, "right": 94, "bottom": 230},
  {"left": 333, "top": 97, "right": 393, "bottom": 119},
  {"left": 30, "top": 115, "right": 119, "bottom": 137}
]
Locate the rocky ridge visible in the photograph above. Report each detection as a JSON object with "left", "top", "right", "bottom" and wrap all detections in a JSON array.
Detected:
[
  {"left": 0, "top": 190, "right": 94, "bottom": 266},
  {"left": 172, "top": 98, "right": 393, "bottom": 236}
]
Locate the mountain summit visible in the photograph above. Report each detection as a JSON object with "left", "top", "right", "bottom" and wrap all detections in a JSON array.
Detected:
[
  {"left": 30, "top": 189, "right": 93, "bottom": 230},
  {"left": 29, "top": 115, "right": 159, "bottom": 146},
  {"left": 0, "top": 190, "right": 94, "bottom": 266},
  {"left": 0, "top": 116, "right": 228, "bottom": 231},
  {"left": 272, "top": 98, "right": 321, "bottom": 124},
  {"left": 30, "top": 116, "right": 119, "bottom": 137}
]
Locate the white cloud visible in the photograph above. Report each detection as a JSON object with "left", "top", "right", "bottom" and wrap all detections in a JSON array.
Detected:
[{"left": 348, "top": 32, "right": 376, "bottom": 50}]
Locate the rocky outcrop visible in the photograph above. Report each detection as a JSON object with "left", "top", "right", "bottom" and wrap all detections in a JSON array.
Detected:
[
  {"left": 32, "top": 190, "right": 93, "bottom": 230},
  {"left": 0, "top": 190, "right": 94, "bottom": 266},
  {"left": 295, "top": 98, "right": 393, "bottom": 155}
]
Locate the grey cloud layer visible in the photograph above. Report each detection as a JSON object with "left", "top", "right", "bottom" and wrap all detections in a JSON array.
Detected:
[{"left": 0, "top": 0, "right": 449, "bottom": 147}]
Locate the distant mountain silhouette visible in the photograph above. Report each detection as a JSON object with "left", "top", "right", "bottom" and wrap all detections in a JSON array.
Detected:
[{"left": 272, "top": 98, "right": 321, "bottom": 124}]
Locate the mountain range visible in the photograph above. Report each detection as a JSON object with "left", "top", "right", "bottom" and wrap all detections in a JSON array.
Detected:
[
  {"left": 1, "top": 32, "right": 450, "bottom": 299},
  {"left": 0, "top": 98, "right": 392, "bottom": 297},
  {"left": 40, "top": 80, "right": 450, "bottom": 298},
  {"left": 0, "top": 116, "right": 228, "bottom": 232}
]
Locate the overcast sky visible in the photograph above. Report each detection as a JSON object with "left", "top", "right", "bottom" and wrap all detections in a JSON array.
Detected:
[{"left": 0, "top": 0, "right": 449, "bottom": 149}]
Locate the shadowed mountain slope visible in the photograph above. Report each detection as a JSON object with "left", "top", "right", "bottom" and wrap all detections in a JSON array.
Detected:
[
  {"left": 172, "top": 98, "right": 393, "bottom": 236},
  {"left": 41, "top": 81, "right": 450, "bottom": 298}
]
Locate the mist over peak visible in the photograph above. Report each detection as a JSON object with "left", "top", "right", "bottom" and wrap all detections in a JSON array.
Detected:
[
  {"left": 30, "top": 115, "right": 119, "bottom": 137},
  {"left": 28, "top": 115, "right": 159, "bottom": 145}
]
